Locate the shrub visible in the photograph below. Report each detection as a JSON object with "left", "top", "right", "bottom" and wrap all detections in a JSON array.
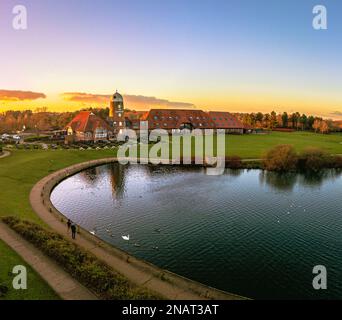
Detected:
[
  {"left": 226, "top": 156, "right": 243, "bottom": 169},
  {"left": 0, "top": 283, "right": 9, "bottom": 297},
  {"left": 2, "top": 216, "right": 160, "bottom": 300},
  {"left": 331, "top": 155, "right": 342, "bottom": 168},
  {"left": 263, "top": 145, "right": 298, "bottom": 171},
  {"left": 298, "top": 147, "right": 330, "bottom": 172},
  {"left": 24, "top": 135, "right": 50, "bottom": 142}
]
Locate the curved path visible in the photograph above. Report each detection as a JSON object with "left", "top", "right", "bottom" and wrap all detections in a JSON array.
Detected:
[
  {"left": 0, "top": 151, "right": 10, "bottom": 159},
  {"left": 0, "top": 221, "right": 97, "bottom": 300},
  {"left": 30, "top": 158, "right": 247, "bottom": 300}
]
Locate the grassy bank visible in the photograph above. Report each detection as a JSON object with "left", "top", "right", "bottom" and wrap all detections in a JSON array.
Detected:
[
  {"left": 0, "top": 149, "right": 116, "bottom": 223},
  {"left": 0, "top": 239, "right": 59, "bottom": 300},
  {"left": 223, "top": 131, "right": 342, "bottom": 159}
]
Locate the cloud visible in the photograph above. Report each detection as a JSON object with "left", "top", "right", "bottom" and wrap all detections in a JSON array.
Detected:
[
  {"left": 61, "top": 92, "right": 108, "bottom": 104},
  {"left": 124, "top": 94, "right": 195, "bottom": 109},
  {"left": 61, "top": 92, "right": 195, "bottom": 109},
  {"left": 330, "top": 111, "right": 342, "bottom": 116},
  {"left": 0, "top": 89, "right": 46, "bottom": 101}
]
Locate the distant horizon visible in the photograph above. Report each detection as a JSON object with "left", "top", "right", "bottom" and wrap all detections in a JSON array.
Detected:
[{"left": 1, "top": 95, "right": 341, "bottom": 122}]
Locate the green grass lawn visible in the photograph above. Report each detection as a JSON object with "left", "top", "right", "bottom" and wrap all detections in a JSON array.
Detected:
[
  {"left": 0, "top": 239, "right": 59, "bottom": 300},
  {"left": 0, "top": 131, "right": 341, "bottom": 299},
  {"left": 0, "top": 149, "right": 116, "bottom": 223},
  {"left": 224, "top": 131, "right": 342, "bottom": 159},
  {"left": 0, "top": 149, "right": 116, "bottom": 299}
]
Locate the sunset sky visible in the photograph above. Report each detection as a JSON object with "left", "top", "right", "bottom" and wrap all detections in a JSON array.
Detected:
[{"left": 0, "top": 0, "right": 342, "bottom": 118}]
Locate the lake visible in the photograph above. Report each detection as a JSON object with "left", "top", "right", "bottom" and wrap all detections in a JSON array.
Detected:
[{"left": 50, "top": 163, "right": 342, "bottom": 299}]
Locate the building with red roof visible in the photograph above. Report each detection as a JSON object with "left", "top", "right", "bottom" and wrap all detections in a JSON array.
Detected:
[
  {"left": 208, "top": 112, "right": 245, "bottom": 133},
  {"left": 65, "top": 111, "right": 113, "bottom": 142},
  {"left": 143, "top": 109, "right": 216, "bottom": 132},
  {"left": 65, "top": 91, "right": 248, "bottom": 142}
]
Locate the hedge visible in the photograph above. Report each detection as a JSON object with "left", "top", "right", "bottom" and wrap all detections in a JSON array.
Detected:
[{"left": 2, "top": 216, "right": 161, "bottom": 300}]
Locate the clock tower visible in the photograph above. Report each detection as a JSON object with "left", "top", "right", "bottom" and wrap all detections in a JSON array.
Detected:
[{"left": 109, "top": 91, "right": 125, "bottom": 134}]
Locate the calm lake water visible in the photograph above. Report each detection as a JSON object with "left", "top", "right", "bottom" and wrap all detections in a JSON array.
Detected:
[{"left": 50, "top": 164, "right": 342, "bottom": 299}]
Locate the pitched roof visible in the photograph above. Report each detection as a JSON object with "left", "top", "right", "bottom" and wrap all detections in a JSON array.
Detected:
[
  {"left": 145, "top": 109, "right": 215, "bottom": 130},
  {"left": 208, "top": 112, "right": 244, "bottom": 129},
  {"left": 124, "top": 111, "right": 149, "bottom": 121},
  {"left": 66, "top": 111, "right": 112, "bottom": 132}
]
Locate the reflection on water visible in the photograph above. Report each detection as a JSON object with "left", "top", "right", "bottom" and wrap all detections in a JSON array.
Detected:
[
  {"left": 51, "top": 164, "right": 342, "bottom": 299},
  {"left": 259, "top": 170, "right": 342, "bottom": 191}
]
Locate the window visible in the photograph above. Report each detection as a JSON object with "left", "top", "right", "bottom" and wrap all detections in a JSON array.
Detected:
[
  {"left": 95, "top": 128, "right": 107, "bottom": 139},
  {"left": 154, "top": 116, "right": 158, "bottom": 120}
]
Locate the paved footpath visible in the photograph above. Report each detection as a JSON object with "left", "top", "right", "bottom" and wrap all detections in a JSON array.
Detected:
[{"left": 0, "top": 221, "right": 97, "bottom": 300}]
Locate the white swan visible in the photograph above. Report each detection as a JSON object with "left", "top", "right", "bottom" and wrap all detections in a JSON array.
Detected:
[{"left": 122, "top": 235, "right": 130, "bottom": 241}]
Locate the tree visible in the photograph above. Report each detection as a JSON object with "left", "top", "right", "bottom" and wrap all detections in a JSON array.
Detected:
[
  {"left": 256, "top": 112, "right": 264, "bottom": 123},
  {"left": 264, "top": 113, "right": 271, "bottom": 128},
  {"left": 313, "top": 119, "right": 321, "bottom": 133},
  {"left": 263, "top": 145, "right": 298, "bottom": 171},
  {"left": 299, "top": 114, "right": 307, "bottom": 130},
  {"left": 307, "top": 116, "right": 315, "bottom": 130},
  {"left": 319, "top": 120, "right": 330, "bottom": 134},
  {"left": 270, "top": 111, "right": 277, "bottom": 129},
  {"left": 300, "top": 147, "right": 330, "bottom": 172},
  {"left": 282, "top": 112, "right": 289, "bottom": 128}
]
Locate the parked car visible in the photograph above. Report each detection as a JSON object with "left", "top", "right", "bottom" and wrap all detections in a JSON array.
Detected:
[
  {"left": 12, "top": 135, "right": 21, "bottom": 141},
  {"left": 1, "top": 134, "right": 10, "bottom": 140}
]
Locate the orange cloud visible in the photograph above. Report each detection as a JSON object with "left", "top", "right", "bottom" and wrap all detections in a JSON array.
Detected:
[
  {"left": 0, "top": 89, "right": 46, "bottom": 101},
  {"left": 61, "top": 92, "right": 108, "bottom": 104},
  {"left": 61, "top": 92, "right": 195, "bottom": 109},
  {"left": 124, "top": 94, "right": 195, "bottom": 109},
  {"left": 330, "top": 111, "right": 342, "bottom": 117}
]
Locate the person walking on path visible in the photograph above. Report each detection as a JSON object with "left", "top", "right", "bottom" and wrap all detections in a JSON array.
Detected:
[
  {"left": 67, "top": 219, "right": 72, "bottom": 233},
  {"left": 71, "top": 223, "right": 77, "bottom": 240}
]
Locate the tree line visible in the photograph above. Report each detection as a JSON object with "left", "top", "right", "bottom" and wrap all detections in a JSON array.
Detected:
[
  {"left": 235, "top": 111, "right": 341, "bottom": 133},
  {"left": 0, "top": 107, "right": 341, "bottom": 134},
  {"left": 0, "top": 107, "right": 110, "bottom": 133}
]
